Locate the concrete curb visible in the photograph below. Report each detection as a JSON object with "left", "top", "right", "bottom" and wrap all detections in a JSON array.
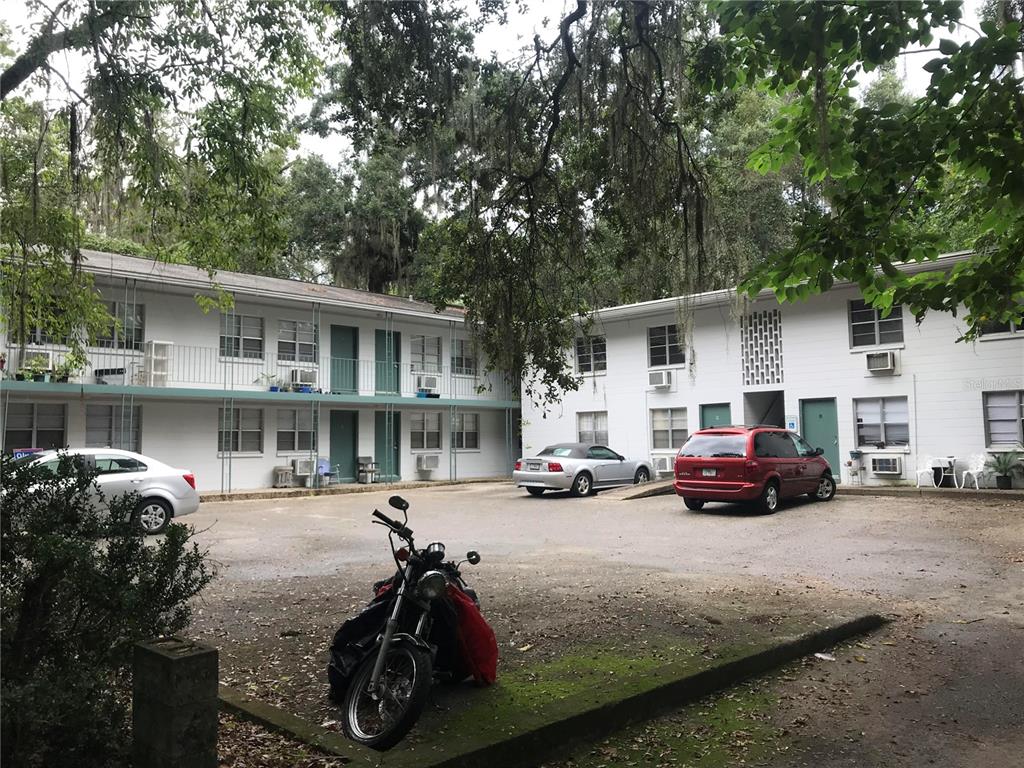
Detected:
[
  {"left": 611, "top": 481, "right": 1024, "bottom": 502},
  {"left": 200, "top": 477, "right": 509, "bottom": 504},
  {"left": 219, "top": 613, "right": 887, "bottom": 767}
]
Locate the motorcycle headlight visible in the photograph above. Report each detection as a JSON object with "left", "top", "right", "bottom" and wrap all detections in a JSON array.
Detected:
[
  {"left": 416, "top": 570, "right": 447, "bottom": 601},
  {"left": 426, "top": 541, "right": 446, "bottom": 560}
]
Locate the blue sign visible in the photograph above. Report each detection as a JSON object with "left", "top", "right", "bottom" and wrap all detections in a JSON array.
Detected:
[{"left": 12, "top": 448, "right": 43, "bottom": 460}]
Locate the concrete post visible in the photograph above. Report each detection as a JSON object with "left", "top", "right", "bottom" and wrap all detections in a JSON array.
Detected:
[{"left": 133, "top": 637, "right": 218, "bottom": 768}]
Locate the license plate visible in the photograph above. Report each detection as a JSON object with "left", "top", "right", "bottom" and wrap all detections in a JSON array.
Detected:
[
  {"left": 702, "top": 468, "right": 717, "bottom": 477},
  {"left": 527, "top": 462, "right": 541, "bottom": 471}
]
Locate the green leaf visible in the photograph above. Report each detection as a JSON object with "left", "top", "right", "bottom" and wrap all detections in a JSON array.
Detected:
[
  {"left": 938, "top": 38, "right": 959, "bottom": 55},
  {"left": 922, "top": 57, "right": 947, "bottom": 73}
]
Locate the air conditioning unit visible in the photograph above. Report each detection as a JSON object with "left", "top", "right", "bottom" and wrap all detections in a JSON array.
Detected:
[
  {"left": 20, "top": 350, "right": 54, "bottom": 371},
  {"left": 416, "top": 454, "right": 440, "bottom": 471},
  {"left": 290, "top": 368, "right": 317, "bottom": 385},
  {"left": 292, "top": 458, "right": 314, "bottom": 476},
  {"left": 870, "top": 456, "right": 902, "bottom": 475},
  {"left": 415, "top": 374, "right": 440, "bottom": 392},
  {"left": 648, "top": 370, "right": 672, "bottom": 388},
  {"left": 651, "top": 455, "right": 674, "bottom": 475},
  {"left": 866, "top": 351, "right": 896, "bottom": 373}
]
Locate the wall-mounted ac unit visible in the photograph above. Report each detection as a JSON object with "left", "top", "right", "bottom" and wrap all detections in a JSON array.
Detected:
[
  {"left": 293, "top": 458, "right": 314, "bottom": 476},
  {"left": 20, "top": 350, "right": 54, "bottom": 371},
  {"left": 416, "top": 454, "right": 440, "bottom": 470},
  {"left": 870, "top": 456, "right": 902, "bottom": 475},
  {"left": 290, "top": 368, "right": 317, "bottom": 385},
  {"left": 651, "top": 455, "right": 674, "bottom": 474},
  {"left": 415, "top": 374, "right": 440, "bottom": 392},
  {"left": 648, "top": 370, "right": 672, "bottom": 388},
  {"left": 866, "top": 351, "right": 896, "bottom": 373}
]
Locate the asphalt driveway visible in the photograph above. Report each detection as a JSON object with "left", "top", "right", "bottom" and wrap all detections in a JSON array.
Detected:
[{"left": 188, "top": 483, "right": 1024, "bottom": 767}]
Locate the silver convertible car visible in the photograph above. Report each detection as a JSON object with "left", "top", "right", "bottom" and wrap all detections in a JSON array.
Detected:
[{"left": 513, "top": 443, "right": 653, "bottom": 497}]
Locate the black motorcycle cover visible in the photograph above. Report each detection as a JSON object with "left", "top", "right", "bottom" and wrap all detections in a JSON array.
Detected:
[{"left": 327, "top": 596, "right": 390, "bottom": 694}]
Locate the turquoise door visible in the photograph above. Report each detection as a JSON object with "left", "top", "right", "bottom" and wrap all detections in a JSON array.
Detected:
[
  {"left": 375, "top": 330, "right": 401, "bottom": 394},
  {"left": 700, "top": 403, "right": 732, "bottom": 429},
  {"left": 330, "top": 325, "right": 358, "bottom": 394},
  {"left": 374, "top": 411, "right": 401, "bottom": 482},
  {"left": 329, "top": 411, "right": 358, "bottom": 482},
  {"left": 800, "top": 398, "right": 840, "bottom": 481}
]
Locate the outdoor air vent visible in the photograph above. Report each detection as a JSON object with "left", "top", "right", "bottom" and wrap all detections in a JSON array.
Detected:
[
  {"left": 870, "top": 456, "right": 902, "bottom": 475},
  {"left": 648, "top": 370, "right": 672, "bottom": 389},
  {"left": 415, "top": 374, "right": 440, "bottom": 392},
  {"left": 416, "top": 454, "right": 440, "bottom": 470},
  {"left": 866, "top": 351, "right": 896, "bottom": 373}
]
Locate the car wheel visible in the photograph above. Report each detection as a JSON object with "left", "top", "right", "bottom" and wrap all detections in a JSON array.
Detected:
[
  {"left": 135, "top": 498, "right": 171, "bottom": 535},
  {"left": 570, "top": 472, "right": 592, "bottom": 497},
  {"left": 633, "top": 468, "right": 650, "bottom": 484},
  {"left": 683, "top": 498, "right": 705, "bottom": 511},
  {"left": 810, "top": 474, "right": 836, "bottom": 502},
  {"left": 526, "top": 487, "right": 545, "bottom": 497},
  {"left": 756, "top": 482, "right": 780, "bottom": 514}
]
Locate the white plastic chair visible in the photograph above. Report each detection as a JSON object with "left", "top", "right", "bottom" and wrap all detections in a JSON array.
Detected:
[
  {"left": 958, "top": 453, "right": 988, "bottom": 490},
  {"left": 914, "top": 455, "right": 937, "bottom": 487}
]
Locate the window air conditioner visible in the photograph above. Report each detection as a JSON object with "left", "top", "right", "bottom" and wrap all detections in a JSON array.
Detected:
[
  {"left": 290, "top": 368, "right": 317, "bottom": 385},
  {"left": 415, "top": 374, "right": 440, "bottom": 392},
  {"left": 648, "top": 370, "right": 672, "bottom": 388},
  {"left": 866, "top": 351, "right": 896, "bottom": 373},
  {"left": 416, "top": 454, "right": 440, "bottom": 470},
  {"left": 292, "top": 458, "right": 314, "bottom": 475},
  {"left": 870, "top": 456, "right": 902, "bottom": 475},
  {"left": 652, "top": 455, "right": 673, "bottom": 473},
  {"left": 21, "top": 350, "right": 54, "bottom": 370}
]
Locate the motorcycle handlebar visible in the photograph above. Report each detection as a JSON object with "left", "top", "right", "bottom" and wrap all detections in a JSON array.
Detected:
[{"left": 372, "top": 509, "right": 414, "bottom": 540}]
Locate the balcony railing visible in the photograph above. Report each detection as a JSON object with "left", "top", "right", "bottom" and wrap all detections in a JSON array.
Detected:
[{"left": 2, "top": 343, "right": 518, "bottom": 402}]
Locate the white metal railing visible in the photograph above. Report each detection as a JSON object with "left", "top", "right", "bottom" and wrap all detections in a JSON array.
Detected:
[{"left": 1, "top": 343, "right": 518, "bottom": 402}]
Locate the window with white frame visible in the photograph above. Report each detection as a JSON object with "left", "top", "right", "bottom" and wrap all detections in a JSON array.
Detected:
[
  {"left": 278, "top": 320, "right": 317, "bottom": 363},
  {"left": 575, "top": 335, "right": 606, "bottom": 374},
  {"left": 577, "top": 411, "right": 609, "bottom": 444},
  {"left": 85, "top": 404, "right": 142, "bottom": 451},
  {"left": 453, "top": 412, "right": 479, "bottom": 449},
  {"left": 451, "top": 338, "right": 478, "bottom": 376},
  {"left": 218, "top": 408, "right": 263, "bottom": 452},
  {"left": 648, "top": 325, "right": 685, "bottom": 367},
  {"left": 854, "top": 397, "right": 909, "bottom": 446},
  {"left": 849, "top": 300, "right": 904, "bottom": 347},
  {"left": 984, "top": 390, "right": 1024, "bottom": 445},
  {"left": 277, "top": 409, "right": 317, "bottom": 452},
  {"left": 979, "top": 318, "right": 1022, "bottom": 336},
  {"left": 411, "top": 335, "right": 442, "bottom": 372},
  {"left": 95, "top": 301, "right": 145, "bottom": 350},
  {"left": 411, "top": 412, "right": 441, "bottom": 450},
  {"left": 3, "top": 402, "right": 66, "bottom": 450},
  {"left": 220, "top": 314, "right": 264, "bottom": 359},
  {"left": 651, "top": 408, "right": 688, "bottom": 450}
]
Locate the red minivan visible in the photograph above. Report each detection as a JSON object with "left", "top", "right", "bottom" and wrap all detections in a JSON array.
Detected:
[{"left": 673, "top": 426, "right": 835, "bottom": 513}]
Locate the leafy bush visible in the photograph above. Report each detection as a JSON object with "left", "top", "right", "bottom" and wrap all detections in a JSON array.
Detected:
[
  {"left": 986, "top": 449, "right": 1024, "bottom": 477},
  {"left": 0, "top": 453, "right": 213, "bottom": 768}
]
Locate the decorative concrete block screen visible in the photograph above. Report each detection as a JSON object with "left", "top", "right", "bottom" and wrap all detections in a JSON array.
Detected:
[{"left": 741, "top": 310, "right": 784, "bottom": 386}]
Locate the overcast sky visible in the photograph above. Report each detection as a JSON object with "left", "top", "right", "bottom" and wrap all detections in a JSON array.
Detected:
[{"left": 1, "top": 0, "right": 985, "bottom": 164}]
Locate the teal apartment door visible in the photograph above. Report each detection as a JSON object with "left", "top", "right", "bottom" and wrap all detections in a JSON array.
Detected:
[
  {"left": 329, "top": 410, "right": 358, "bottom": 482},
  {"left": 700, "top": 402, "right": 732, "bottom": 429},
  {"left": 374, "top": 411, "right": 401, "bottom": 481},
  {"left": 800, "top": 398, "right": 840, "bottom": 480},
  {"left": 330, "top": 325, "right": 358, "bottom": 393},
  {"left": 375, "top": 330, "right": 401, "bottom": 394}
]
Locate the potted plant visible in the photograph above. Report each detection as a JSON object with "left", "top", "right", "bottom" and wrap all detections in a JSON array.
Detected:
[
  {"left": 255, "top": 373, "right": 283, "bottom": 392},
  {"left": 19, "top": 354, "right": 51, "bottom": 382},
  {"left": 53, "top": 350, "right": 87, "bottom": 383},
  {"left": 985, "top": 450, "right": 1024, "bottom": 490}
]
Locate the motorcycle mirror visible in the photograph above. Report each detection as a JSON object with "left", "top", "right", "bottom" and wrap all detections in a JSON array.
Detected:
[
  {"left": 388, "top": 495, "right": 409, "bottom": 512},
  {"left": 466, "top": 551, "right": 481, "bottom": 565}
]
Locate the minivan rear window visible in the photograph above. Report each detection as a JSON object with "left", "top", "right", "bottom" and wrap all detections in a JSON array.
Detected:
[{"left": 678, "top": 434, "right": 746, "bottom": 458}]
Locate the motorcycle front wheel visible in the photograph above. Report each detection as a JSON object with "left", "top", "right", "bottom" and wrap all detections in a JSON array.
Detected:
[{"left": 342, "top": 639, "right": 433, "bottom": 750}]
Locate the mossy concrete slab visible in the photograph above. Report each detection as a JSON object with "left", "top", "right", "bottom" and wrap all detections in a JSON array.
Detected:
[{"left": 219, "top": 614, "right": 885, "bottom": 767}]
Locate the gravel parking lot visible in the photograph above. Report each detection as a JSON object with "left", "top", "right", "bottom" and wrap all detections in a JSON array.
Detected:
[{"left": 189, "top": 483, "right": 1024, "bottom": 767}]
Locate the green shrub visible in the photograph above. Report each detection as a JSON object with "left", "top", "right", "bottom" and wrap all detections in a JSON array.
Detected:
[{"left": 0, "top": 453, "right": 213, "bottom": 768}]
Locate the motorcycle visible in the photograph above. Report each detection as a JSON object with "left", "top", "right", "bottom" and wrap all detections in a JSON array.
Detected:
[{"left": 327, "top": 495, "right": 497, "bottom": 750}]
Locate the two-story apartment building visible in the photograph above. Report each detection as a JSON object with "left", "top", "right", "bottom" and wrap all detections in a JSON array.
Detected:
[
  {"left": 1, "top": 251, "right": 521, "bottom": 491},
  {"left": 521, "top": 252, "right": 1024, "bottom": 487}
]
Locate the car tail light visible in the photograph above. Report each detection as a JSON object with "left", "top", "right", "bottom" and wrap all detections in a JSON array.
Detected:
[
  {"left": 744, "top": 460, "right": 758, "bottom": 477},
  {"left": 547, "top": 462, "right": 563, "bottom": 472},
  {"left": 183, "top": 473, "right": 196, "bottom": 489},
  {"left": 514, "top": 460, "right": 522, "bottom": 471}
]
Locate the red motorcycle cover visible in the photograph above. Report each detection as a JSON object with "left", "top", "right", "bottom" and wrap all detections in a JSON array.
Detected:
[{"left": 447, "top": 584, "right": 498, "bottom": 685}]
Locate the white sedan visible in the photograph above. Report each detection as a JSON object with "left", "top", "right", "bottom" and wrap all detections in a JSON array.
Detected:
[
  {"left": 513, "top": 442, "right": 653, "bottom": 497},
  {"left": 20, "top": 448, "right": 199, "bottom": 534}
]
